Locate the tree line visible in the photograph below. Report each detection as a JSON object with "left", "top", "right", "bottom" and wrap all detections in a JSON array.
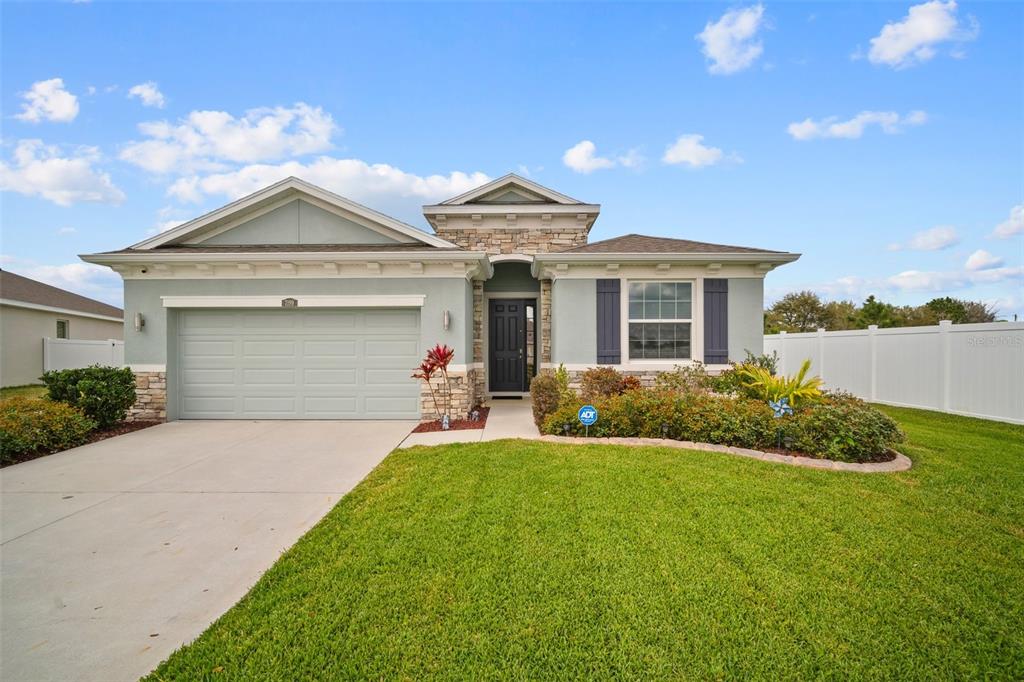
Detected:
[{"left": 764, "top": 292, "right": 999, "bottom": 334}]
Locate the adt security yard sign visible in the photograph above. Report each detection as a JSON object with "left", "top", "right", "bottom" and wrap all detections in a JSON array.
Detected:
[{"left": 578, "top": 405, "right": 598, "bottom": 436}]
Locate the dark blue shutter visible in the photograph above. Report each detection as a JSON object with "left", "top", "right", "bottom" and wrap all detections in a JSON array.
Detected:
[
  {"left": 596, "top": 279, "right": 621, "bottom": 364},
  {"left": 703, "top": 279, "right": 728, "bottom": 364}
]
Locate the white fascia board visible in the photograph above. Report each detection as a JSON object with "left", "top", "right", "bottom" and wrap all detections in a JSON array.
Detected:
[
  {"left": 161, "top": 294, "right": 426, "bottom": 309},
  {"left": 81, "top": 250, "right": 492, "bottom": 265},
  {"left": 423, "top": 203, "right": 600, "bottom": 216},
  {"left": 437, "top": 173, "right": 585, "bottom": 206},
  {"left": 530, "top": 252, "right": 800, "bottom": 275},
  {"left": 130, "top": 177, "right": 457, "bottom": 250},
  {"left": 0, "top": 298, "right": 124, "bottom": 323}
]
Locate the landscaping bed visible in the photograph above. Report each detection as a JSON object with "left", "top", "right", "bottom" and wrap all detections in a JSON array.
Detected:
[
  {"left": 1, "top": 419, "right": 161, "bottom": 468},
  {"left": 143, "top": 406, "right": 1024, "bottom": 679},
  {"left": 412, "top": 406, "right": 489, "bottom": 433}
]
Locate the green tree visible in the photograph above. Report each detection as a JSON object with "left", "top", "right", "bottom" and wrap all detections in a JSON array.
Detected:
[
  {"left": 856, "top": 295, "right": 900, "bottom": 328},
  {"left": 823, "top": 300, "right": 858, "bottom": 330},
  {"left": 924, "top": 297, "right": 969, "bottom": 323},
  {"left": 764, "top": 291, "right": 829, "bottom": 333}
]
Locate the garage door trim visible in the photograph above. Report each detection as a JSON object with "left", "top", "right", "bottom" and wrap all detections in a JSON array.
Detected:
[{"left": 163, "top": 294, "right": 425, "bottom": 308}]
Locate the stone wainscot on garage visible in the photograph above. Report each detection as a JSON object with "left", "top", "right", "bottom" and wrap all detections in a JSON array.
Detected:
[{"left": 82, "top": 175, "right": 799, "bottom": 422}]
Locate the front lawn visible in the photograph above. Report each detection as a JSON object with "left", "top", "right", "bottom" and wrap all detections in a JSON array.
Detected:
[
  {"left": 0, "top": 384, "right": 45, "bottom": 401},
  {"left": 147, "top": 407, "right": 1024, "bottom": 680}
]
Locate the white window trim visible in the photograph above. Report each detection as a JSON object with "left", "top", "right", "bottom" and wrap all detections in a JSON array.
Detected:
[
  {"left": 623, "top": 279, "right": 696, "bottom": 363},
  {"left": 161, "top": 294, "right": 425, "bottom": 309},
  {"left": 56, "top": 319, "right": 70, "bottom": 339}
]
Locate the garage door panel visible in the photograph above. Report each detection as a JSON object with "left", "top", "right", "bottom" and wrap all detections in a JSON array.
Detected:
[{"left": 178, "top": 308, "right": 420, "bottom": 419}]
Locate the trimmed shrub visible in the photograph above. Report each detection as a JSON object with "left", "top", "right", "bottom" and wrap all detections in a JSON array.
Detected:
[
  {"left": 0, "top": 397, "right": 96, "bottom": 464},
  {"left": 621, "top": 375, "right": 643, "bottom": 392},
  {"left": 654, "top": 363, "right": 711, "bottom": 394},
  {"left": 541, "top": 389, "right": 902, "bottom": 463},
  {"left": 529, "top": 373, "right": 563, "bottom": 428},
  {"left": 580, "top": 367, "right": 625, "bottom": 401},
  {"left": 41, "top": 366, "right": 137, "bottom": 429},
  {"left": 553, "top": 363, "right": 575, "bottom": 403},
  {"left": 789, "top": 397, "right": 903, "bottom": 462}
]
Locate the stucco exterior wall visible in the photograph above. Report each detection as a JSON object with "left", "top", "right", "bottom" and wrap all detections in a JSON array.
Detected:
[
  {"left": 727, "top": 277, "right": 764, "bottom": 361},
  {"left": 121, "top": 278, "right": 474, "bottom": 367},
  {"left": 0, "top": 305, "right": 124, "bottom": 386},
  {"left": 551, "top": 279, "right": 597, "bottom": 364}
]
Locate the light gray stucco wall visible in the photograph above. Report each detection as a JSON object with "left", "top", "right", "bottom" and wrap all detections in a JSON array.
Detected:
[
  {"left": 551, "top": 279, "right": 596, "bottom": 364},
  {"left": 484, "top": 262, "right": 539, "bottom": 292},
  {"left": 122, "top": 278, "right": 474, "bottom": 369},
  {"left": 203, "top": 200, "right": 399, "bottom": 245},
  {"left": 728, "top": 278, "right": 764, "bottom": 361}
]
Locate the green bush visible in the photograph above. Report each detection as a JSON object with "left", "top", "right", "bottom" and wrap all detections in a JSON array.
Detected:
[
  {"left": 654, "top": 363, "right": 711, "bottom": 394},
  {"left": 529, "top": 373, "right": 563, "bottom": 428},
  {"left": 541, "top": 389, "right": 902, "bottom": 463},
  {"left": 41, "top": 366, "right": 137, "bottom": 429},
  {"left": 0, "top": 397, "right": 96, "bottom": 464},
  {"left": 553, "top": 363, "right": 575, "bottom": 404},
  {"left": 580, "top": 367, "right": 625, "bottom": 401}
]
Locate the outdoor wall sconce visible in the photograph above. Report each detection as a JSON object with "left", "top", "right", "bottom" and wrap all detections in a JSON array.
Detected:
[
  {"left": 443, "top": 309, "right": 451, "bottom": 331},
  {"left": 134, "top": 312, "right": 145, "bottom": 332}
]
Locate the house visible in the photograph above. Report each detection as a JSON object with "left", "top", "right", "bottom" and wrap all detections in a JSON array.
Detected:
[
  {"left": 81, "top": 175, "right": 799, "bottom": 421},
  {"left": 0, "top": 269, "right": 124, "bottom": 387}
]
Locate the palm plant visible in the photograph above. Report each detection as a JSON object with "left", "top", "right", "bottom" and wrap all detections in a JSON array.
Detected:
[{"left": 738, "top": 358, "right": 823, "bottom": 407}]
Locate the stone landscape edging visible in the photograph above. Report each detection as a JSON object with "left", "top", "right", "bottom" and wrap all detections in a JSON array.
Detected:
[{"left": 536, "top": 435, "right": 912, "bottom": 473}]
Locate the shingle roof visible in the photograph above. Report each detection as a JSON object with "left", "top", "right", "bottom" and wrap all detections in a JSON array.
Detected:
[
  {"left": 559, "top": 233, "right": 784, "bottom": 255},
  {"left": 97, "top": 243, "right": 463, "bottom": 255},
  {"left": 0, "top": 269, "right": 123, "bottom": 318}
]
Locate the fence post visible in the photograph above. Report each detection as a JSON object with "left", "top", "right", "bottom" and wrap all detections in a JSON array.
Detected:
[
  {"left": 939, "top": 320, "right": 952, "bottom": 413},
  {"left": 868, "top": 325, "right": 878, "bottom": 402},
  {"left": 817, "top": 328, "right": 826, "bottom": 384},
  {"left": 778, "top": 331, "right": 787, "bottom": 374}
]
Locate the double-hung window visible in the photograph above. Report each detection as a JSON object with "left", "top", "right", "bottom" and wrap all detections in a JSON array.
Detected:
[
  {"left": 56, "top": 319, "right": 70, "bottom": 339},
  {"left": 627, "top": 282, "right": 692, "bottom": 360}
]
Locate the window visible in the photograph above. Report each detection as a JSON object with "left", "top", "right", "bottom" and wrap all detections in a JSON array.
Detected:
[
  {"left": 56, "top": 319, "right": 70, "bottom": 339},
  {"left": 627, "top": 282, "right": 692, "bottom": 360}
]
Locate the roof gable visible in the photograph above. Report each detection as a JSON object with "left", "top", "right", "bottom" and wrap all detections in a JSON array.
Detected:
[
  {"left": 131, "top": 177, "right": 455, "bottom": 250},
  {"left": 437, "top": 173, "right": 585, "bottom": 206}
]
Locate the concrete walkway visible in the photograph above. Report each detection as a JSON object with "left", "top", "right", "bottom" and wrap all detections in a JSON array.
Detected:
[
  {"left": 0, "top": 420, "right": 414, "bottom": 682},
  {"left": 399, "top": 398, "right": 538, "bottom": 448}
]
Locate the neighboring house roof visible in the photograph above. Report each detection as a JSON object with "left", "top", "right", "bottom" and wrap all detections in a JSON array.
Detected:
[
  {"left": 129, "top": 177, "right": 457, "bottom": 250},
  {"left": 0, "top": 269, "right": 123, "bottom": 320},
  {"left": 558, "top": 233, "right": 786, "bottom": 255}
]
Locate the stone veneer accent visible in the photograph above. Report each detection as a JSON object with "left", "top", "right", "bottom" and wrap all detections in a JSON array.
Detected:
[
  {"left": 539, "top": 279, "right": 552, "bottom": 364},
  {"left": 472, "top": 280, "right": 484, "bottom": 364},
  {"left": 128, "top": 371, "right": 167, "bottom": 421},
  {"left": 561, "top": 368, "right": 663, "bottom": 391},
  {"left": 435, "top": 227, "right": 589, "bottom": 255},
  {"left": 418, "top": 367, "right": 482, "bottom": 423}
]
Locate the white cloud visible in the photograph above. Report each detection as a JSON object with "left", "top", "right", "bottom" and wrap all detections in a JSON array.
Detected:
[
  {"left": 562, "top": 140, "right": 644, "bottom": 174},
  {"left": 56, "top": 226, "right": 78, "bottom": 236},
  {"left": 14, "top": 78, "right": 79, "bottom": 123},
  {"left": 696, "top": 4, "right": 766, "bottom": 75},
  {"left": 127, "top": 81, "right": 166, "bottom": 108},
  {"left": 964, "top": 249, "right": 1004, "bottom": 271},
  {"left": 662, "top": 134, "right": 732, "bottom": 168},
  {"left": 991, "top": 204, "right": 1023, "bottom": 239},
  {"left": 886, "top": 266, "right": 1022, "bottom": 292},
  {"left": 120, "top": 102, "right": 336, "bottom": 173},
  {"left": 166, "top": 158, "right": 490, "bottom": 221},
  {"left": 0, "top": 139, "right": 125, "bottom": 206},
  {"left": 867, "top": 0, "right": 979, "bottom": 69},
  {"left": 788, "top": 110, "right": 927, "bottom": 140},
  {"left": 562, "top": 140, "right": 615, "bottom": 173},
  {"left": 887, "top": 225, "right": 959, "bottom": 251}
]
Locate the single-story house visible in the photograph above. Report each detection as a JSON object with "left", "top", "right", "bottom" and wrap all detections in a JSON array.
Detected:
[
  {"left": 82, "top": 175, "right": 798, "bottom": 421},
  {"left": 0, "top": 269, "right": 124, "bottom": 387}
]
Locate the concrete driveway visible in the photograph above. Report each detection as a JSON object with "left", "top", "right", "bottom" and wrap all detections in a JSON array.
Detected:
[{"left": 0, "top": 420, "right": 414, "bottom": 682}]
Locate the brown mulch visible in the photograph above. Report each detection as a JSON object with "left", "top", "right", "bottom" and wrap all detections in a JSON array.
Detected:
[
  {"left": 0, "top": 420, "right": 162, "bottom": 468},
  {"left": 412, "top": 406, "right": 490, "bottom": 433}
]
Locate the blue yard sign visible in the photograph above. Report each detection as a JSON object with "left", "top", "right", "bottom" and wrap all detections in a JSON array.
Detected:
[{"left": 578, "top": 405, "right": 598, "bottom": 432}]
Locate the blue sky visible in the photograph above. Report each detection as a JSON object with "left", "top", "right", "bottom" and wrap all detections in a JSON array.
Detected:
[{"left": 2, "top": 1, "right": 1022, "bottom": 317}]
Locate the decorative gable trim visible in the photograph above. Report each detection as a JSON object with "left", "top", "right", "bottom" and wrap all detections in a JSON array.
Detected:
[
  {"left": 130, "top": 177, "right": 456, "bottom": 250},
  {"left": 435, "top": 173, "right": 585, "bottom": 206}
]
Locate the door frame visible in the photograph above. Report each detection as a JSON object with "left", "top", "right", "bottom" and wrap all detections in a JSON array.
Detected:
[{"left": 483, "top": 291, "right": 539, "bottom": 396}]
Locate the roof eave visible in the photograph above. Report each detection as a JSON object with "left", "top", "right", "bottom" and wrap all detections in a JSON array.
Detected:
[{"left": 530, "top": 252, "right": 801, "bottom": 276}]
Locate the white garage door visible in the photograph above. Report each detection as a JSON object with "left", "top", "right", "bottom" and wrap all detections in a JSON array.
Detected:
[{"left": 177, "top": 308, "right": 421, "bottom": 419}]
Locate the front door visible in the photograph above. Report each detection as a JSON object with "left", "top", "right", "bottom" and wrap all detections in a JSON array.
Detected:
[{"left": 489, "top": 299, "right": 527, "bottom": 392}]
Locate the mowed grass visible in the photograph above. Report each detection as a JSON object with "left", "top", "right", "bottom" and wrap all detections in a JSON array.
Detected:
[
  {"left": 0, "top": 384, "right": 45, "bottom": 401},
  {"left": 147, "top": 407, "right": 1024, "bottom": 680}
]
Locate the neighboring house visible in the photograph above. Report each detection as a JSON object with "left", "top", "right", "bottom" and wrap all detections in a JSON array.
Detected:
[
  {"left": 82, "top": 175, "right": 798, "bottom": 421},
  {"left": 0, "top": 269, "right": 124, "bottom": 387}
]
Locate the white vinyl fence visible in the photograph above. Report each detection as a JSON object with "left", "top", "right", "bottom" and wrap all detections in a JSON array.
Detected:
[
  {"left": 42, "top": 338, "right": 125, "bottom": 373},
  {"left": 765, "top": 321, "right": 1024, "bottom": 424}
]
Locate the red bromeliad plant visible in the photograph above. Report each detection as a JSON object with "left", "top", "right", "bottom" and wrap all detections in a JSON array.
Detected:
[{"left": 412, "top": 344, "right": 456, "bottom": 421}]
